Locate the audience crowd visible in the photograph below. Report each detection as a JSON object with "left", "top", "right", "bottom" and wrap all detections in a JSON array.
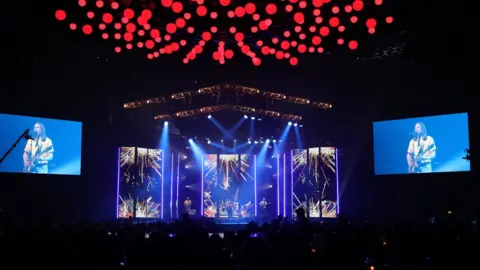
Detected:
[{"left": 0, "top": 210, "right": 478, "bottom": 270}]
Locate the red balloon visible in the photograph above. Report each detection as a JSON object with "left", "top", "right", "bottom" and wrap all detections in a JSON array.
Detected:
[{"left": 55, "top": 10, "right": 66, "bottom": 21}]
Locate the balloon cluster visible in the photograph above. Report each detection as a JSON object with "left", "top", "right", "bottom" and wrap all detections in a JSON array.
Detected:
[{"left": 55, "top": 0, "right": 393, "bottom": 66}]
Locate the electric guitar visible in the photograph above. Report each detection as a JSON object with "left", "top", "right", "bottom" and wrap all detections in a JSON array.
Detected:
[
  {"left": 24, "top": 145, "right": 53, "bottom": 173},
  {"left": 259, "top": 201, "right": 271, "bottom": 209},
  {"left": 408, "top": 143, "right": 435, "bottom": 173}
]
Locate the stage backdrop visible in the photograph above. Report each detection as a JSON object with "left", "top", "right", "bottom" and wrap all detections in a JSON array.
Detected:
[
  {"left": 202, "top": 154, "right": 256, "bottom": 218},
  {"left": 117, "top": 147, "right": 164, "bottom": 218},
  {"left": 292, "top": 147, "right": 338, "bottom": 218}
]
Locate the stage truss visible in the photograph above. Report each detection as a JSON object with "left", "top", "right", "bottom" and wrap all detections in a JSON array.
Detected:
[{"left": 123, "top": 84, "right": 332, "bottom": 122}]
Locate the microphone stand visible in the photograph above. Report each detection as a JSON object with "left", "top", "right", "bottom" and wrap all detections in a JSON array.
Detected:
[{"left": 0, "top": 129, "right": 30, "bottom": 165}]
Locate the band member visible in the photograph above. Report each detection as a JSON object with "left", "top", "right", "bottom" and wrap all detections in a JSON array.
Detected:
[
  {"left": 184, "top": 197, "right": 192, "bottom": 213},
  {"left": 259, "top": 198, "right": 269, "bottom": 209},
  {"left": 23, "top": 122, "right": 54, "bottom": 174},
  {"left": 215, "top": 200, "right": 220, "bottom": 218},
  {"left": 407, "top": 122, "right": 436, "bottom": 173},
  {"left": 234, "top": 200, "right": 239, "bottom": 216},
  {"left": 259, "top": 197, "right": 270, "bottom": 221},
  {"left": 226, "top": 199, "right": 233, "bottom": 219}
]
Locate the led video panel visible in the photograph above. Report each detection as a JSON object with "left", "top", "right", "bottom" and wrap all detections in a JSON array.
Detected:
[
  {"left": 0, "top": 113, "right": 82, "bottom": 175},
  {"left": 202, "top": 154, "right": 218, "bottom": 217},
  {"left": 292, "top": 149, "right": 307, "bottom": 218},
  {"left": 117, "top": 147, "right": 164, "bottom": 218},
  {"left": 373, "top": 113, "right": 470, "bottom": 175},
  {"left": 309, "top": 147, "right": 338, "bottom": 218}
]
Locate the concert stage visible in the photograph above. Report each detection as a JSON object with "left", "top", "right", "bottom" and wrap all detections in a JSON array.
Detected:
[
  {"left": 117, "top": 145, "right": 339, "bottom": 221},
  {"left": 117, "top": 86, "right": 338, "bottom": 222}
]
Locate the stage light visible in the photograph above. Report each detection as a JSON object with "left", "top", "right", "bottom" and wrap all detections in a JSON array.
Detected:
[
  {"left": 254, "top": 155, "right": 257, "bottom": 217},
  {"left": 294, "top": 123, "right": 298, "bottom": 127},
  {"left": 170, "top": 153, "right": 174, "bottom": 219},
  {"left": 290, "top": 150, "right": 293, "bottom": 218},
  {"left": 336, "top": 148, "right": 340, "bottom": 214},
  {"left": 251, "top": 116, "right": 255, "bottom": 120},
  {"left": 244, "top": 115, "right": 248, "bottom": 119},
  {"left": 116, "top": 148, "right": 120, "bottom": 219},
  {"left": 176, "top": 154, "right": 180, "bottom": 218},
  {"left": 207, "top": 140, "right": 211, "bottom": 144},
  {"left": 254, "top": 141, "right": 258, "bottom": 144},
  {"left": 201, "top": 155, "right": 204, "bottom": 216},
  {"left": 248, "top": 140, "right": 252, "bottom": 144},
  {"left": 283, "top": 152, "right": 286, "bottom": 217},
  {"left": 299, "top": 125, "right": 303, "bottom": 127},
  {"left": 277, "top": 154, "right": 280, "bottom": 216},
  {"left": 266, "top": 139, "right": 270, "bottom": 143},
  {"left": 161, "top": 150, "right": 165, "bottom": 219},
  {"left": 208, "top": 114, "right": 212, "bottom": 119},
  {"left": 164, "top": 121, "right": 168, "bottom": 126},
  {"left": 273, "top": 139, "right": 277, "bottom": 143},
  {"left": 288, "top": 122, "right": 293, "bottom": 126},
  {"left": 188, "top": 138, "right": 193, "bottom": 143}
]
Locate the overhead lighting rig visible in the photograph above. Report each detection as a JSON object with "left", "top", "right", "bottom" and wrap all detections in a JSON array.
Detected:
[
  {"left": 224, "top": 84, "right": 261, "bottom": 95},
  {"left": 154, "top": 105, "right": 230, "bottom": 120},
  {"left": 197, "top": 85, "right": 222, "bottom": 95},
  {"left": 153, "top": 104, "right": 301, "bottom": 122},
  {"left": 123, "top": 84, "right": 332, "bottom": 110}
]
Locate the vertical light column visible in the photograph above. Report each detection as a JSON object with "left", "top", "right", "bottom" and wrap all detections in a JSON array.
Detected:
[
  {"left": 116, "top": 148, "right": 120, "bottom": 219},
  {"left": 290, "top": 150, "right": 294, "bottom": 218},
  {"left": 170, "top": 153, "right": 174, "bottom": 219},
  {"left": 201, "top": 155, "right": 204, "bottom": 216},
  {"left": 254, "top": 155, "right": 257, "bottom": 217},
  {"left": 176, "top": 154, "right": 180, "bottom": 218},
  {"left": 335, "top": 148, "right": 340, "bottom": 214},
  {"left": 276, "top": 154, "right": 280, "bottom": 216},
  {"left": 283, "top": 152, "right": 286, "bottom": 216},
  {"left": 161, "top": 150, "right": 164, "bottom": 219}
]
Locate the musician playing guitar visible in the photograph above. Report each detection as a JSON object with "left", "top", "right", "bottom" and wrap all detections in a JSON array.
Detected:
[
  {"left": 184, "top": 197, "right": 192, "bottom": 213},
  {"left": 407, "top": 122, "right": 436, "bottom": 173},
  {"left": 259, "top": 198, "right": 271, "bottom": 209},
  {"left": 23, "top": 122, "right": 54, "bottom": 174}
]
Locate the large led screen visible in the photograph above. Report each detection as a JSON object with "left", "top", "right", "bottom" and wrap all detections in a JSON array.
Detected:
[
  {"left": 117, "top": 147, "right": 163, "bottom": 218},
  {"left": 135, "top": 148, "right": 163, "bottom": 218},
  {"left": 0, "top": 114, "right": 82, "bottom": 175},
  {"left": 309, "top": 147, "right": 338, "bottom": 218},
  {"left": 202, "top": 154, "right": 256, "bottom": 218},
  {"left": 118, "top": 147, "right": 135, "bottom": 218},
  {"left": 202, "top": 154, "right": 218, "bottom": 217},
  {"left": 373, "top": 113, "right": 470, "bottom": 175},
  {"left": 292, "top": 149, "right": 308, "bottom": 218}
]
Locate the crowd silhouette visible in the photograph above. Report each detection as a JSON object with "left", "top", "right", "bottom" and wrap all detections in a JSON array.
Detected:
[{"left": 0, "top": 209, "right": 478, "bottom": 270}]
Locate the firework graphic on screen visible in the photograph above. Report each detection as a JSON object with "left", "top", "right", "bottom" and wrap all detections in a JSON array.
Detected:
[
  {"left": 203, "top": 154, "right": 218, "bottom": 217},
  {"left": 308, "top": 147, "right": 337, "bottom": 218},
  {"left": 219, "top": 154, "right": 239, "bottom": 190},
  {"left": 292, "top": 149, "right": 308, "bottom": 217},
  {"left": 239, "top": 154, "right": 254, "bottom": 182},
  {"left": 118, "top": 147, "right": 135, "bottom": 218},
  {"left": 319, "top": 147, "right": 337, "bottom": 218},
  {"left": 135, "top": 148, "right": 162, "bottom": 218}
]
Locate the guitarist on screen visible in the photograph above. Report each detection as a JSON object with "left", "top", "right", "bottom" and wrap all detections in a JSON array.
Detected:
[
  {"left": 23, "top": 122, "right": 54, "bottom": 174},
  {"left": 407, "top": 122, "right": 436, "bottom": 173}
]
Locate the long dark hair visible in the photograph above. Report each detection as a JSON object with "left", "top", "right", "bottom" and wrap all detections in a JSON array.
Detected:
[
  {"left": 35, "top": 122, "right": 47, "bottom": 141},
  {"left": 415, "top": 122, "right": 428, "bottom": 140}
]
